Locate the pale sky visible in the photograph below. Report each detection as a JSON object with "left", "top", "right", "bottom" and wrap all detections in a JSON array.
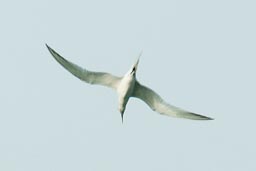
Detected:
[{"left": 0, "top": 0, "right": 256, "bottom": 170}]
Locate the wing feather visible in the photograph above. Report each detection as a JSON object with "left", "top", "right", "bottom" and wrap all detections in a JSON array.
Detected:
[
  {"left": 46, "top": 44, "right": 121, "bottom": 89},
  {"left": 132, "top": 81, "right": 213, "bottom": 120}
]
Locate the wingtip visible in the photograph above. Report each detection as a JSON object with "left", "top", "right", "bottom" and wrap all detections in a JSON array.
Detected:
[
  {"left": 189, "top": 112, "right": 214, "bottom": 121},
  {"left": 202, "top": 116, "right": 214, "bottom": 120},
  {"left": 45, "top": 43, "right": 51, "bottom": 51},
  {"left": 45, "top": 44, "right": 58, "bottom": 56}
]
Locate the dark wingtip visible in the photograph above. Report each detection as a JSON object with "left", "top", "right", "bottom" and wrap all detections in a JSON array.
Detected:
[
  {"left": 45, "top": 43, "right": 49, "bottom": 48},
  {"left": 191, "top": 112, "right": 214, "bottom": 120},
  {"left": 45, "top": 44, "right": 59, "bottom": 58},
  {"left": 202, "top": 116, "right": 214, "bottom": 120},
  {"left": 45, "top": 43, "right": 52, "bottom": 51}
]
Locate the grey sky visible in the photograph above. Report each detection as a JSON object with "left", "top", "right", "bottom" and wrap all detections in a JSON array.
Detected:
[{"left": 0, "top": 0, "right": 255, "bottom": 170}]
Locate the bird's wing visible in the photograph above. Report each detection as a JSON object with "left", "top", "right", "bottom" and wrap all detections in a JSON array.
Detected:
[
  {"left": 46, "top": 44, "right": 121, "bottom": 90},
  {"left": 132, "top": 81, "right": 213, "bottom": 120}
]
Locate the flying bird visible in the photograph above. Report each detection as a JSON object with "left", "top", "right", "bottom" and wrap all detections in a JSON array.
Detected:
[{"left": 46, "top": 44, "right": 213, "bottom": 122}]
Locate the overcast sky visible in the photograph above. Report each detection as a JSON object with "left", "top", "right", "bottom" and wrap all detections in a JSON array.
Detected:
[{"left": 0, "top": 0, "right": 256, "bottom": 170}]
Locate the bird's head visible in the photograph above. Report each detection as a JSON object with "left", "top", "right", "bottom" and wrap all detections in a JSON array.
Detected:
[{"left": 128, "top": 51, "right": 142, "bottom": 77}]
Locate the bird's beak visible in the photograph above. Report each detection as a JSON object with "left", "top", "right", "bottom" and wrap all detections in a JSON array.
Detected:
[
  {"left": 136, "top": 50, "right": 142, "bottom": 67},
  {"left": 132, "top": 50, "right": 142, "bottom": 73}
]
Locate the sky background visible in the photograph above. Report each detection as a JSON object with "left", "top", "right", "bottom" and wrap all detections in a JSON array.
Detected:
[{"left": 0, "top": 0, "right": 256, "bottom": 170}]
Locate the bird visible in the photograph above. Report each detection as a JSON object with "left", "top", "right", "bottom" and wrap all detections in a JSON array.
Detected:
[{"left": 46, "top": 44, "right": 213, "bottom": 122}]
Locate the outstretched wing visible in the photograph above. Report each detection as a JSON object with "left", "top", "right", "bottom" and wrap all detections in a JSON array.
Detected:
[
  {"left": 132, "top": 81, "right": 213, "bottom": 120},
  {"left": 46, "top": 44, "right": 121, "bottom": 89}
]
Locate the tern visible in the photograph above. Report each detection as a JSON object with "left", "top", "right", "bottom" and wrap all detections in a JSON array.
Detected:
[{"left": 46, "top": 44, "right": 213, "bottom": 122}]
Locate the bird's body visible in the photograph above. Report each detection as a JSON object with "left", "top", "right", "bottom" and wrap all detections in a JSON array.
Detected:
[
  {"left": 117, "top": 75, "right": 135, "bottom": 113},
  {"left": 46, "top": 44, "right": 213, "bottom": 122}
]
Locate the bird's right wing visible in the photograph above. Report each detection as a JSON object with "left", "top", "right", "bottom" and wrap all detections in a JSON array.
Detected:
[
  {"left": 132, "top": 81, "right": 213, "bottom": 120},
  {"left": 46, "top": 44, "right": 121, "bottom": 90}
]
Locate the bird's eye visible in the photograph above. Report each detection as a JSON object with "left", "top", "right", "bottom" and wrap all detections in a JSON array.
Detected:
[
  {"left": 130, "top": 67, "right": 136, "bottom": 74},
  {"left": 132, "top": 67, "right": 136, "bottom": 72}
]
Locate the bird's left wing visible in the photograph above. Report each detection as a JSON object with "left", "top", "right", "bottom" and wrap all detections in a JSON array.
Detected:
[
  {"left": 46, "top": 44, "right": 121, "bottom": 90},
  {"left": 132, "top": 81, "right": 213, "bottom": 120}
]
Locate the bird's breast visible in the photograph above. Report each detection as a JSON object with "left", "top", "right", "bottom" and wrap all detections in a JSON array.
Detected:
[{"left": 117, "top": 76, "right": 136, "bottom": 104}]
